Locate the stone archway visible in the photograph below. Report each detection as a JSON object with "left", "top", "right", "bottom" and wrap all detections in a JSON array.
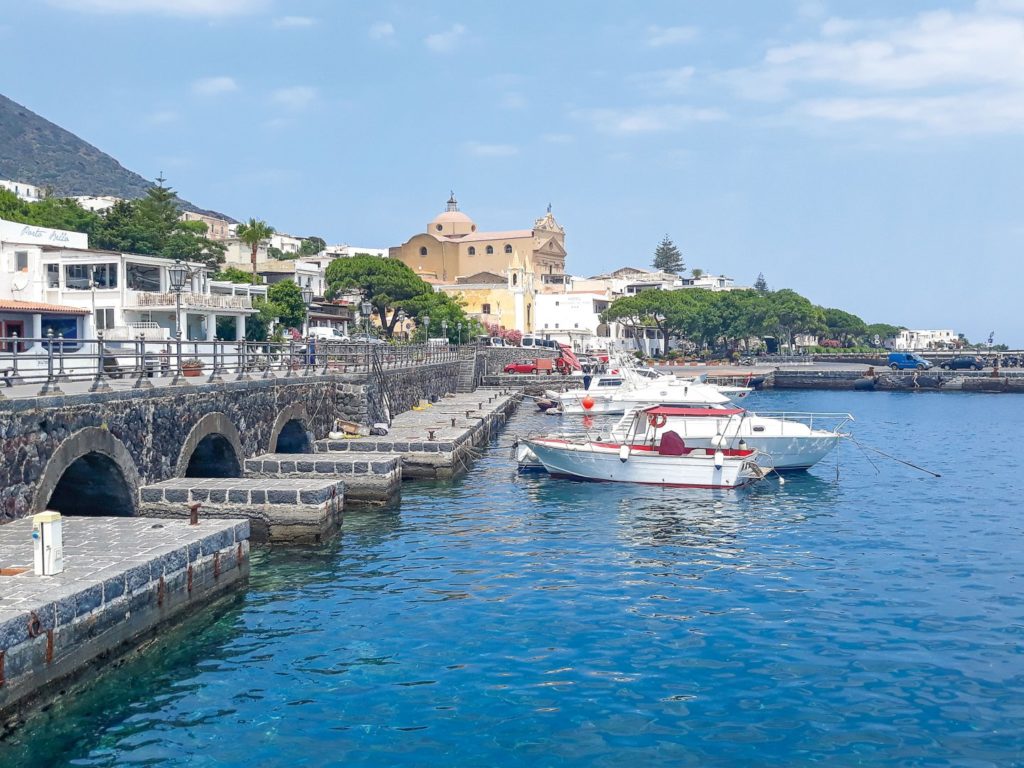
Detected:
[
  {"left": 268, "top": 403, "right": 313, "bottom": 454},
  {"left": 32, "top": 427, "right": 141, "bottom": 516},
  {"left": 176, "top": 412, "right": 244, "bottom": 478}
]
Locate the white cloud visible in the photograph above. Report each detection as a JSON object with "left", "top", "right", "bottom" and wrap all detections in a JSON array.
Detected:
[
  {"left": 425, "top": 23, "right": 466, "bottom": 54},
  {"left": 465, "top": 142, "right": 519, "bottom": 157},
  {"left": 573, "top": 105, "right": 726, "bottom": 135},
  {"left": 369, "top": 21, "right": 395, "bottom": 41},
  {"left": 146, "top": 110, "right": 179, "bottom": 125},
  {"left": 729, "top": 4, "right": 1024, "bottom": 134},
  {"left": 645, "top": 25, "right": 698, "bottom": 47},
  {"left": 633, "top": 66, "right": 696, "bottom": 95},
  {"left": 499, "top": 92, "right": 527, "bottom": 110},
  {"left": 192, "top": 76, "right": 238, "bottom": 96},
  {"left": 272, "top": 85, "right": 318, "bottom": 110},
  {"left": 273, "top": 16, "right": 316, "bottom": 28},
  {"left": 45, "top": 0, "right": 266, "bottom": 16}
]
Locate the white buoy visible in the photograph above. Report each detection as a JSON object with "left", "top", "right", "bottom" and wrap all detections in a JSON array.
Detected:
[
  {"left": 619, "top": 445, "right": 630, "bottom": 463},
  {"left": 714, "top": 449, "right": 724, "bottom": 469}
]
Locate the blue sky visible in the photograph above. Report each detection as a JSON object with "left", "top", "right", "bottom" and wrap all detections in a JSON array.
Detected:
[{"left": 2, "top": 0, "right": 1022, "bottom": 345}]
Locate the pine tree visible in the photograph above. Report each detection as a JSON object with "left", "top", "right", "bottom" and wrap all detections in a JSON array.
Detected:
[
  {"left": 652, "top": 235, "right": 684, "bottom": 274},
  {"left": 754, "top": 272, "right": 769, "bottom": 293}
]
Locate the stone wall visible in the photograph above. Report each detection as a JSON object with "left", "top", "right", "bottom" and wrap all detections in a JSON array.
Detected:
[
  {"left": 477, "top": 347, "right": 558, "bottom": 377},
  {"left": 370, "top": 361, "right": 461, "bottom": 424}
]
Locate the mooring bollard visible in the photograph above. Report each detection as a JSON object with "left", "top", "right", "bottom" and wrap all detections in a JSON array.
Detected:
[
  {"left": 427, "top": 429, "right": 436, "bottom": 441},
  {"left": 189, "top": 502, "right": 202, "bottom": 525},
  {"left": 451, "top": 418, "right": 456, "bottom": 427}
]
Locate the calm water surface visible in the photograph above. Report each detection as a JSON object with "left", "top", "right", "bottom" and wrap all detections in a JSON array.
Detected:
[{"left": 2, "top": 390, "right": 1023, "bottom": 767}]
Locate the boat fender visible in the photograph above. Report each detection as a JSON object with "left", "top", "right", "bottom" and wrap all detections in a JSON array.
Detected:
[
  {"left": 648, "top": 413, "right": 668, "bottom": 429},
  {"left": 711, "top": 433, "right": 728, "bottom": 449},
  {"left": 714, "top": 449, "right": 724, "bottom": 469},
  {"left": 619, "top": 445, "right": 630, "bottom": 463}
]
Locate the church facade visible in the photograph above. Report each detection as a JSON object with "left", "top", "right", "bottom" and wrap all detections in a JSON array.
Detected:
[{"left": 389, "top": 194, "right": 567, "bottom": 284}]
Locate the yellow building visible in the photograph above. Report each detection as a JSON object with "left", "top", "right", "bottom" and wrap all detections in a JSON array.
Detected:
[
  {"left": 432, "top": 247, "right": 537, "bottom": 333},
  {"left": 390, "top": 194, "right": 567, "bottom": 285}
]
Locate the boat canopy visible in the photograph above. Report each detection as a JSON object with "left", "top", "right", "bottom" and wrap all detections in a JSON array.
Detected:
[{"left": 642, "top": 405, "right": 745, "bottom": 417}]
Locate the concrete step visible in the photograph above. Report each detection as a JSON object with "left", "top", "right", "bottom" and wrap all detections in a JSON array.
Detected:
[
  {"left": 139, "top": 478, "right": 343, "bottom": 543},
  {"left": 244, "top": 452, "right": 401, "bottom": 505}
]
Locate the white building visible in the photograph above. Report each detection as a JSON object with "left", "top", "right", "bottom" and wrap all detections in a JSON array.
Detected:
[
  {"left": 886, "top": 329, "right": 959, "bottom": 351},
  {"left": 222, "top": 237, "right": 271, "bottom": 267},
  {"left": 74, "top": 195, "right": 123, "bottom": 213},
  {"left": 0, "top": 179, "right": 44, "bottom": 203},
  {"left": 681, "top": 273, "right": 737, "bottom": 291},
  {"left": 534, "top": 291, "right": 616, "bottom": 350},
  {"left": 269, "top": 233, "right": 304, "bottom": 256},
  {"left": 180, "top": 211, "right": 233, "bottom": 240},
  {"left": 322, "top": 245, "right": 388, "bottom": 259},
  {"left": 0, "top": 218, "right": 264, "bottom": 348}
]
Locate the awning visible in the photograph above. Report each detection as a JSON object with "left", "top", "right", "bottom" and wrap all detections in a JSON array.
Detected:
[{"left": 642, "top": 406, "right": 745, "bottom": 417}]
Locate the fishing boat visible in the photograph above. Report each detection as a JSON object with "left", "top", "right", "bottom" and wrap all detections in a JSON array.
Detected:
[
  {"left": 517, "top": 404, "right": 852, "bottom": 472},
  {"left": 522, "top": 408, "right": 765, "bottom": 489}
]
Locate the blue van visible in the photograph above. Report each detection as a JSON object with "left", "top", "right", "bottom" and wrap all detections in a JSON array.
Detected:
[{"left": 887, "top": 352, "right": 933, "bottom": 371}]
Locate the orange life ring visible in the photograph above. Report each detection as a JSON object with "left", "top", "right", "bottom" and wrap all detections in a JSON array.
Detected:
[{"left": 648, "top": 413, "right": 667, "bottom": 429}]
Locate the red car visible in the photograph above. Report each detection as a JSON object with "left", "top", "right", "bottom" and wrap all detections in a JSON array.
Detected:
[{"left": 504, "top": 360, "right": 540, "bottom": 374}]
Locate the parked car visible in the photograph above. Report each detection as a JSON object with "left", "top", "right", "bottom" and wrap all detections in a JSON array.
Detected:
[
  {"left": 940, "top": 355, "right": 985, "bottom": 371},
  {"left": 888, "top": 352, "right": 933, "bottom": 370},
  {"left": 504, "top": 360, "right": 540, "bottom": 374}
]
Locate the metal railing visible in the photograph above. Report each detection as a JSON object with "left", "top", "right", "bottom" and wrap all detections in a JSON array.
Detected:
[
  {"left": 0, "top": 332, "right": 462, "bottom": 397},
  {"left": 126, "top": 292, "right": 254, "bottom": 310}
]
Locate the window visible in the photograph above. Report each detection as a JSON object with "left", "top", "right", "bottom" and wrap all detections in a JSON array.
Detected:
[
  {"left": 127, "top": 263, "right": 161, "bottom": 292},
  {"left": 485, "top": 245, "right": 494, "bottom": 255},
  {"left": 65, "top": 263, "right": 118, "bottom": 290},
  {"left": 94, "top": 308, "right": 115, "bottom": 330},
  {"left": 46, "top": 264, "right": 59, "bottom": 288},
  {"left": 555, "top": 323, "right": 559, "bottom": 329},
  {"left": 555, "top": 301, "right": 559, "bottom": 306},
  {"left": 512, "top": 274, "right": 518, "bottom": 286},
  {"left": 435, "top": 224, "right": 443, "bottom": 231},
  {"left": 481, "top": 303, "right": 491, "bottom": 314},
  {"left": 504, "top": 244, "right": 512, "bottom": 254},
  {"left": 574, "top": 323, "right": 579, "bottom": 328},
  {"left": 468, "top": 246, "right": 476, "bottom": 255},
  {"left": 15, "top": 251, "right": 28, "bottom": 272},
  {"left": 419, "top": 247, "right": 428, "bottom": 256}
]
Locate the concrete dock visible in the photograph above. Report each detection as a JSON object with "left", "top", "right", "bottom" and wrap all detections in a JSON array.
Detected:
[
  {"left": 314, "top": 389, "right": 520, "bottom": 478},
  {"left": 0, "top": 516, "right": 249, "bottom": 726},
  {"left": 138, "top": 478, "right": 344, "bottom": 543}
]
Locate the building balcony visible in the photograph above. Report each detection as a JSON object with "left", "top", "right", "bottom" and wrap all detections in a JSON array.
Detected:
[{"left": 126, "top": 291, "right": 253, "bottom": 311}]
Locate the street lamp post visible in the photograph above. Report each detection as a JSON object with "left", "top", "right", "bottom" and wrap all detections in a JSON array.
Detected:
[
  {"left": 301, "top": 286, "right": 314, "bottom": 336},
  {"left": 441, "top": 320, "right": 448, "bottom": 345},
  {"left": 457, "top": 322, "right": 463, "bottom": 345},
  {"left": 361, "top": 300, "right": 373, "bottom": 338},
  {"left": 397, "top": 310, "right": 406, "bottom": 341},
  {"left": 167, "top": 260, "right": 191, "bottom": 385},
  {"left": 423, "top": 314, "right": 430, "bottom": 344}
]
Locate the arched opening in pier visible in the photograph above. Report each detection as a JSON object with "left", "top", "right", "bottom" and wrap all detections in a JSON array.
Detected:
[
  {"left": 184, "top": 434, "right": 242, "bottom": 478},
  {"left": 274, "top": 419, "right": 312, "bottom": 453},
  {"left": 45, "top": 452, "right": 136, "bottom": 516}
]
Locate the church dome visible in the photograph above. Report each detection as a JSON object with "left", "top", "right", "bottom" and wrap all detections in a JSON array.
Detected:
[{"left": 428, "top": 192, "right": 476, "bottom": 236}]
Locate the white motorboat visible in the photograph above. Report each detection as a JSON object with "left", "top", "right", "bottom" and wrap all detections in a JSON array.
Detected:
[
  {"left": 517, "top": 404, "right": 852, "bottom": 473},
  {"left": 558, "top": 376, "right": 741, "bottom": 415},
  {"left": 522, "top": 418, "right": 764, "bottom": 489}
]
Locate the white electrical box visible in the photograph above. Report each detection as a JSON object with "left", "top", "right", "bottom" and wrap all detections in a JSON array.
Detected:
[{"left": 32, "top": 510, "right": 64, "bottom": 576}]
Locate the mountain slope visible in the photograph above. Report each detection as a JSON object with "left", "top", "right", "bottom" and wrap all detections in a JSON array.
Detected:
[{"left": 0, "top": 93, "right": 232, "bottom": 220}]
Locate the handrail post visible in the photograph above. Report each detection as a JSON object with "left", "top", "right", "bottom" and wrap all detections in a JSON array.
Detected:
[
  {"left": 88, "top": 330, "right": 111, "bottom": 393},
  {"left": 9, "top": 333, "right": 23, "bottom": 385},
  {"left": 207, "top": 339, "right": 224, "bottom": 383},
  {"left": 169, "top": 330, "right": 187, "bottom": 386},
  {"left": 56, "top": 333, "right": 66, "bottom": 379},
  {"left": 38, "top": 329, "right": 64, "bottom": 396},
  {"left": 133, "top": 333, "right": 153, "bottom": 389},
  {"left": 261, "top": 343, "right": 274, "bottom": 379},
  {"left": 235, "top": 341, "right": 250, "bottom": 381},
  {"left": 304, "top": 335, "right": 314, "bottom": 376},
  {"left": 285, "top": 338, "right": 295, "bottom": 378}
]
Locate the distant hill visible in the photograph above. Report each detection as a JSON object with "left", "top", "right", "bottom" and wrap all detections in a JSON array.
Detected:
[{"left": 0, "top": 93, "right": 234, "bottom": 221}]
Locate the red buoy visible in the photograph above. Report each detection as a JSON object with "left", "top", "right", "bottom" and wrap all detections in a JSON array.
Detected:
[{"left": 582, "top": 395, "right": 595, "bottom": 410}]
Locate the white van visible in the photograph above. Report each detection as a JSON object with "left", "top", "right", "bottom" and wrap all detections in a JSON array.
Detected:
[
  {"left": 308, "top": 327, "right": 349, "bottom": 341},
  {"left": 521, "top": 335, "right": 558, "bottom": 351}
]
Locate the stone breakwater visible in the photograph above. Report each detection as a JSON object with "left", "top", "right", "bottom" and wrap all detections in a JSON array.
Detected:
[
  {"left": 771, "top": 369, "right": 1024, "bottom": 393},
  {"left": 0, "top": 517, "right": 250, "bottom": 726}
]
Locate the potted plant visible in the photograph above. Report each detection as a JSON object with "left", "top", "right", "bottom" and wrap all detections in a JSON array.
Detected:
[{"left": 181, "top": 358, "right": 205, "bottom": 377}]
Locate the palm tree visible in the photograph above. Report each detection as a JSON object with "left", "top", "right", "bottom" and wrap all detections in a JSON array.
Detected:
[{"left": 236, "top": 218, "right": 275, "bottom": 275}]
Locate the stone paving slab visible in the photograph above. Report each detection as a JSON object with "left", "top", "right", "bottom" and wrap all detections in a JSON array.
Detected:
[
  {"left": 244, "top": 453, "right": 401, "bottom": 505},
  {"left": 138, "top": 478, "right": 344, "bottom": 543},
  {"left": 0, "top": 516, "right": 249, "bottom": 720}
]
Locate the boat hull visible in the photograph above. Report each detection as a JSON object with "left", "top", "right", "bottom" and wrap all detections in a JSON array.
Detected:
[{"left": 524, "top": 439, "right": 757, "bottom": 489}]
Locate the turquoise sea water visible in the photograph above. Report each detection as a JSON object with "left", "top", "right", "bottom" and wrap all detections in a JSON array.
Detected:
[{"left": 2, "top": 390, "right": 1023, "bottom": 767}]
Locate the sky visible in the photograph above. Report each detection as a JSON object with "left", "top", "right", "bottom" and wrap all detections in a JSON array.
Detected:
[{"left": 1, "top": 0, "right": 1022, "bottom": 345}]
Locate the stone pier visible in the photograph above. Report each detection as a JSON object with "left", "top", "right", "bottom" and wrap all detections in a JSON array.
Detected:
[
  {"left": 0, "top": 516, "right": 249, "bottom": 725},
  {"left": 315, "top": 389, "right": 520, "bottom": 478},
  {"left": 244, "top": 453, "right": 402, "bottom": 506},
  {"left": 139, "top": 478, "right": 344, "bottom": 543}
]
